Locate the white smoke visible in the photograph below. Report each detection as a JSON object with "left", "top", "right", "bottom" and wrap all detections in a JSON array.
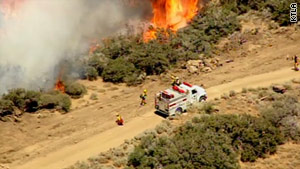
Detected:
[{"left": 0, "top": 0, "right": 150, "bottom": 94}]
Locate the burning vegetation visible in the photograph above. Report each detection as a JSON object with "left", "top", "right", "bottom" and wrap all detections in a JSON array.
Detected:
[
  {"left": 1, "top": 0, "right": 148, "bottom": 95},
  {"left": 55, "top": 78, "right": 65, "bottom": 93},
  {"left": 89, "top": 39, "right": 100, "bottom": 56},
  {"left": 144, "top": 0, "right": 200, "bottom": 42},
  {"left": 54, "top": 70, "right": 66, "bottom": 93}
]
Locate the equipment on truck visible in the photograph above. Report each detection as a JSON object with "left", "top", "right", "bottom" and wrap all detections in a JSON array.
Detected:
[
  {"left": 155, "top": 82, "right": 207, "bottom": 116},
  {"left": 171, "top": 75, "right": 181, "bottom": 86}
]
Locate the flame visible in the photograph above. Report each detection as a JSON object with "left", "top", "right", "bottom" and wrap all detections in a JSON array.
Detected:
[
  {"left": 89, "top": 39, "right": 100, "bottom": 56},
  {"left": 0, "top": 0, "right": 25, "bottom": 19},
  {"left": 54, "top": 70, "right": 65, "bottom": 93},
  {"left": 144, "top": 0, "right": 199, "bottom": 42}
]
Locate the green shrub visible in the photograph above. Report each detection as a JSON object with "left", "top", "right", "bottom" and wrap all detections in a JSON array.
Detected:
[
  {"left": 200, "top": 102, "right": 216, "bottom": 114},
  {"left": 0, "top": 99, "right": 14, "bottom": 117},
  {"left": 65, "top": 82, "right": 87, "bottom": 99},
  {"left": 39, "top": 93, "right": 71, "bottom": 112},
  {"left": 128, "top": 114, "right": 284, "bottom": 168},
  {"left": 266, "top": 0, "right": 300, "bottom": 26},
  {"left": 220, "top": 0, "right": 300, "bottom": 26},
  {"left": 175, "top": 6, "right": 241, "bottom": 56},
  {"left": 56, "top": 93, "right": 72, "bottom": 112},
  {"left": 0, "top": 88, "right": 72, "bottom": 118},
  {"left": 2, "top": 88, "right": 41, "bottom": 112},
  {"left": 85, "top": 66, "right": 98, "bottom": 81},
  {"left": 219, "top": 0, "right": 267, "bottom": 14},
  {"left": 2, "top": 88, "right": 27, "bottom": 110},
  {"left": 194, "top": 114, "right": 283, "bottom": 161},
  {"left": 128, "top": 41, "right": 170, "bottom": 75},
  {"left": 87, "top": 54, "right": 108, "bottom": 75},
  {"left": 128, "top": 147, "right": 146, "bottom": 167},
  {"left": 128, "top": 126, "right": 239, "bottom": 169},
  {"left": 261, "top": 95, "right": 300, "bottom": 141},
  {"left": 229, "top": 90, "right": 236, "bottom": 97},
  {"left": 39, "top": 94, "right": 58, "bottom": 109},
  {"left": 242, "top": 88, "right": 248, "bottom": 93},
  {"left": 90, "top": 93, "right": 98, "bottom": 100},
  {"left": 102, "top": 58, "right": 139, "bottom": 83},
  {"left": 123, "top": 73, "right": 143, "bottom": 86},
  {"left": 24, "top": 90, "right": 42, "bottom": 112}
]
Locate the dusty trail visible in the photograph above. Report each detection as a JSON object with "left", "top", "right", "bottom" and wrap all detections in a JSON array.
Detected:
[{"left": 12, "top": 68, "right": 300, "bottom": 169}]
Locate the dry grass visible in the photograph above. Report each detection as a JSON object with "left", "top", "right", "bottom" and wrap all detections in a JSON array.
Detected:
[
  {"left": 97, "top": 89, "right": 106, "bottom": 93},
  {"left": 89, "top": 93, "right": 98, "bottom": 100},
  {"left": 242, "top": 143, "right": 300, "bottom": 169},
  {"left": 109, "top": 87, "right": 119, "bottom": 91}
]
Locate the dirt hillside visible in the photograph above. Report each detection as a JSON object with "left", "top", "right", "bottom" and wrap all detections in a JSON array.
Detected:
[{"left": 11, "top": 67, "right": 300, "bottom": 169}]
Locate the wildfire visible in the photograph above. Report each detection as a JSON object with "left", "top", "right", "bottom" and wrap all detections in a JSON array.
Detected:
[
  {"left": 144, "top": 0, "right": 199, "bottom": 42},
  {"left": 0, "top": 0, "right": 25, "bottom": 19},
  {"left": 89, "top": 39, "right": 100, "bottom": 56},
  {"left": 54, "top": 71, "right": 65, "bottom": 93}
]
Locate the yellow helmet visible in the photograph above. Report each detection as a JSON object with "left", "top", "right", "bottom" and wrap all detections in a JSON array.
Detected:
[
  {"left": 115, "top": 113, "right": 119, "bottom": 116},
  {"left": 144, "top": 89, "right": 147, "bottom": 93}
]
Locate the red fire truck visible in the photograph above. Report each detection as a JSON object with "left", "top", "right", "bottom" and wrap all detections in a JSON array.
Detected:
[{"left": 155, "top": 82, "right": 207, "bottom": 116}]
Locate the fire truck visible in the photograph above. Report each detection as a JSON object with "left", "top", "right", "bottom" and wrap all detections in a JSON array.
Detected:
[{"left": 155, "top": 82, "right": 207, "bottom": 116}]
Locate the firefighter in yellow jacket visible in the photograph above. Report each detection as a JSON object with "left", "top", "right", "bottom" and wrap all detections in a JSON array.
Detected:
[
  {"left": 294, "top": 55, "right": 299, "bottom": 71},
  {"left": 115, "top": 113, "right": 124, "bottom": 125},
  {"left": 140, "top": 89, "right": 147, "bottom": 106}
]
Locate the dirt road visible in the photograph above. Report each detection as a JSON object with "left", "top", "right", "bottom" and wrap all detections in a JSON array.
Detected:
[{"left": 11, "top": 68, "right": 299, "bottom": 169}]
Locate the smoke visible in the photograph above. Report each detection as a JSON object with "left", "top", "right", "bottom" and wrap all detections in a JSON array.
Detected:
[{"left": 0, "top": 0, "right": 151, "bottom": 94}]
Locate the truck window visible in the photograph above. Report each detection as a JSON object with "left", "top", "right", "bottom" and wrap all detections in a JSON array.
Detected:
[{"left": 192, "top": 89, "right": 197, "bottom": 94}]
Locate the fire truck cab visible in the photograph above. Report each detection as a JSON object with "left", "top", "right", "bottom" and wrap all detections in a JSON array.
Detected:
[{"left": 155, "top": 82, "right": 207, "bottom": 116}]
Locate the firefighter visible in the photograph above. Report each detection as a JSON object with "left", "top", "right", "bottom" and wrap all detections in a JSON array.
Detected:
[
  {"left": 294, "top": 55, "right": 299, "bottom": 71},
  {"left": 115, "top": 113, "right": 124, "bottom": 125},
  {"left": 140, "top": 89, "right": 147, "bottom": 106},
  {"left": 171, "top": 76, "right": 181, "bottom": 86}
]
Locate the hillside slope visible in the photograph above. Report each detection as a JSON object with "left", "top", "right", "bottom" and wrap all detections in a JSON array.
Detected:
[{"left": 11, "top": 67, "right": 300, "bottom": 169}]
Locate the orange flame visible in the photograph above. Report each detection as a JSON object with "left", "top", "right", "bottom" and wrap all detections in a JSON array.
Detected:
[
  {"left": 0, "top": 0, "right": 25, "bottom": 19},
  {"left": 54, "top": 70, "right": 65, "bottom": 93},
  {"left": 89, "top": 39, "right": 100, "bottom": 56},
  {"left": 144, "top": 0, "right": 199, "bottom": 42}
]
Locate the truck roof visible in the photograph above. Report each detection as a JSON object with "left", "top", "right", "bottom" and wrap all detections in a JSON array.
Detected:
[
  {"left": 162, "top": 83, "right": 193, "bottom": 100},
  {"left": 161, "top": 82, "right": 199, "bottom": 99},
  {"left": 164, "top": 88, "right": 187, "bottom": 99}
]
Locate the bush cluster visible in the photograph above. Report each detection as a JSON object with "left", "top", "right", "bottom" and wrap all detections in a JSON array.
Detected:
[
  {"left": 127, "top": 114, "right": 283, "bottom": 168},
  {"left": 83, "top": 0, "right": 300, "bottom": 85},
  {"left": 0, "top": 99, "right": 14, "bottom": 117},
  {"left": 102, "top": 58, "right": 141, "bottom": 84},
  {"left": 85, "top": 5, "right": 241, "bottom": 85},
  {"left": 0, "top": 88, "right": 72, "bottom": 120},
  {"left": 220, "top": 0, "right": 300, "bottom": 26},
  {"left": 39, "top": 92, "right": 71, "bottom": 112},
  {"left": 261, "top": 95, "right": 300, "bottom": 141},
  {"left": 65, "top": 82, "right": 87, "bottom": 99},
  {"left": 2, "top": 88, "right": 41, "bottom": 112}
]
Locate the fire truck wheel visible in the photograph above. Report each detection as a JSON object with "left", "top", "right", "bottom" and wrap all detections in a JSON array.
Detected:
[
  {"left": 175, "top": 107, "right": 183, "bottom": 115},
  {"left": 199, "top": 96, "right": 207, "bottom": 102}
]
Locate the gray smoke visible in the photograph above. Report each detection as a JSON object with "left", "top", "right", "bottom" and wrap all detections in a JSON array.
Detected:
[{"left": 0, "top": 0, "right": 151, "bottom": 94}]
